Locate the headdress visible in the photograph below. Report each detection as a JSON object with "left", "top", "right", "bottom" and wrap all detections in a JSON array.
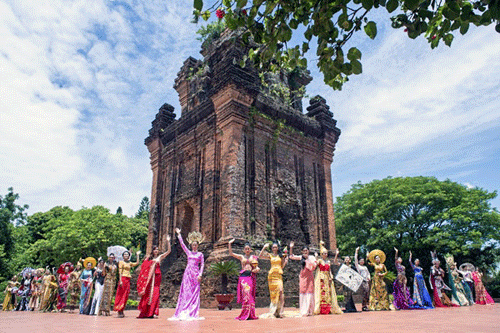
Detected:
[
  {"left": 187, "top": 231, "right": 205, "bottom": 245},
  {"left": 83, "top": 257, "right": 97, "bottom": 269},
  {"left": 444, "top": 254, "right": 455, "bottom": 268},
  {"left": 319, "top": 241, "right": 328, "bottom": 254},
  {"left": 35, "top": 268, "right": 44, "bottom": 276},
  {"left": 430, "top": 251, "right": 440, "bottom": 264},
  {"left": 21, "top": 267, "right": 34, "bottom": 279},
  {"left": 57, "top": 262, "right": 74, "bottom": 274},
  {"left": 368, "top": 249, "right": 386, "bottom": 264}
]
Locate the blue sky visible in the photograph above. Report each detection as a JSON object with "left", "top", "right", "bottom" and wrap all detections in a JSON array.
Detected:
[{"left": 0, "top": 0, "right": 499, "bottom": 216}]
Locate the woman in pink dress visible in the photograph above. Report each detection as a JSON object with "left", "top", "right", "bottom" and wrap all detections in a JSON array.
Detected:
[
  {"left": 472, "top": 268, "right": 495, "bottom": 305},
  {"left": 228, "top": 239, "right": 260, "bottom": 320},
  {"left": 289, "top": 242, "right": 317, "bottom": 316},
  {"left": 168, "top": 228, "right": 205, "bottom": 321}
]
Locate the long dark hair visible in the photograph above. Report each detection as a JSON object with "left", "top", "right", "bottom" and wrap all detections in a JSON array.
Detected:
[
  {"left": 271, "top": 242, "right": 282, "bottom": 258},
  {"left": 148, "top": 246, "right": 159, "bottom": 260},
  {"left": 301, "top": 246, "right": 310, "bottom": 269}
]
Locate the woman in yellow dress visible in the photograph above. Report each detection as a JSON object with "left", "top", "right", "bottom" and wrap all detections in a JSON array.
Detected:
[
  {"left": 314, "top": 241, "right": 343, "bottom": 315},
  {"left": 259, "top": 242, "right": 288, "bottom": 318},
  {"left": 368, "top": 250, "right": 393, "bottom": 311},
  {"left": 39, "top": 269, "right": 59, "bottom": 312},
  {"left": 2, "top": 275, "right": 19, "bottom": 311}
]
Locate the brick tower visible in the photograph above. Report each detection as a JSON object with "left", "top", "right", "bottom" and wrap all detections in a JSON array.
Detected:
[
  {"left": 145, "top": 29, "right": 341, "bottom": 256},
  {"left": 144, "top": 30, "right": 341, "bottom": 306}
]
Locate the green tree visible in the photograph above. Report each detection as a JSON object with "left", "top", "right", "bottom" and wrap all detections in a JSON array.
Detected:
[
  {"left": 135, "top": 196, "right": 150, "bottom": 220},
  {"left": 192, "top": 0, "right": 499, "bottom": 90},
  {"left": 335, "top": 177, "right": 500, "bottom": 275},
  {"left": 0, "top": 188, "right": 28, "bottom": 281},
  {"left": 15, "top": 206, "right": 148, "bottom": 270}
]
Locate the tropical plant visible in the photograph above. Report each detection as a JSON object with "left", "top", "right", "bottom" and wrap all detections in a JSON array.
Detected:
[{"left": 209, "top": 260, "right": 240, "bottom": 294}]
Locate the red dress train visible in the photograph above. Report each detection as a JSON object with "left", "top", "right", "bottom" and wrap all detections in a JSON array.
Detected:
[{"left": 137, "top": 259, "right": 162, "bottom": 318}]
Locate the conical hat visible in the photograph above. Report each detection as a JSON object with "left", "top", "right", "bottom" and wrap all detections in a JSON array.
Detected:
[
  {"left": 368, "top": 249, "right": 386, "bottom": 264},
  {"left": 83, "top": 257, "right": 97, "bottom": 269}
]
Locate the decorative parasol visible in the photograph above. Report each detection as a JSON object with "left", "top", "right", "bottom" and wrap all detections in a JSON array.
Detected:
[
  {"left": 83, "top": 257, "right": 97, "bottom": 269},
  {"left": 368, "top": 249, "right": 386, "bottom": 264},
  {"left": 107, "top": 245, "right": 128, "bottom": 262},
  {"left": 57, "top": 262, "right": 74, "bottom": 275},
  {"left": 460, "top": 263, "right": 475, "bottom": 272}
]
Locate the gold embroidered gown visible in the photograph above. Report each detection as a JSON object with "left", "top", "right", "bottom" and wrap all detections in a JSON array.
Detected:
[
  {"left": 368, "top": 263, "right": 393, "bottom": 311},
  {"left": 2, "top": 281, "right": 19, "bottom": 311},
  {"left": 314, "top": 259, "right": 343, "bottom": 315},
  {"left": 98, "top": 261, "right": 117, "bottom": 315},
  {"left": 260, "top": 254, "right": 285, "bottom": 318}
]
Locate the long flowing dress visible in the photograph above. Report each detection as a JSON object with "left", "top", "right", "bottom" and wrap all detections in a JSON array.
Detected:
[
  {"left": 29, "top": 276, "right": 42, "bottom": 310},
  {"left": 99, "top": 261, "right": 117, "bottom": 315},
  {"left": 114, "top": 260, "right": 138, "bottom": 313},
  {"left": 314, "top": 259, "right": 343, "bottom": 315},
  {"left": 461, "top": 270, "right": 476, "bottom": 301},
  {"left": 80, "top": 269, "right": 94, "bottom": 314},
  {"left": 472, "top": 271, "right": 494, "bottom": 305},
  {"left": 393, "top": 261, "right": 414, "bottom": 310},
  {"left": 429, "top": 265, "right": 456, "bottom": 307},
  {"left": 90, "top": 269, "right": 105, "bottom": 315},
  {"left": 15, "top": 278, "right": 32, "bottom": 311},
  {"left": 459, "top": 270, "right": 475, "bottom": 305},
  {"left": 137, "top": 258, "right": 162, "bottom": 318},
  {"left": 448, "top": 268, "right": 470, "bottom": 306},
  {"left": 39, "top": 276, "right": 58, "bottom": 312},
  {"left": 299, "top": 255, "right": 316, "bottom": 316},
  {"left": 168, "top": 234, "right": 205, "bottom": 321},
  {"left": 368, "top": 263, "right": 393, "bottom": 311},
  {"left": 67, "top": 275, "right": 81, "bottom": 312},
  {"left": 410, "top": 262, "right": 434, "bottom": 309},
  {"left": 235, "top": 255, "right": 259, "bottom": 320},
  {"left": 56, "top": 273, "right": 70, "bottom": 310},
  {"left": 354, "top": 255, "right": 371, "bottom": 310},
  {"left": 260, "top": 254, "right": 286, "bottom": 318},
  {"left": 2, "top": 280, "right": 19, "bottom": 311}
]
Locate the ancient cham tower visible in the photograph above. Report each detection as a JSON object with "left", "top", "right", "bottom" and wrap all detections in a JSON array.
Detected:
[{"left": 145, "top": 29, "right": 341, "bottom": 260}]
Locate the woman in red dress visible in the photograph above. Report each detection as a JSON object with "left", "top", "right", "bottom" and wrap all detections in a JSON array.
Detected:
[
  {"left": 56, "top": 262, "right": 74, "bottom": 312},
  {"left": 137, "top": 235, "right": 171, "bottom": 318},
  {"left": 114, "top": 250, "right": 141, "bottom": 318}
]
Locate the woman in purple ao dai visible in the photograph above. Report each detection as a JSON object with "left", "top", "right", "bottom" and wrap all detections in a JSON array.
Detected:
[{"left": 168, "top": 228, "right": 205, "bottom": 321}]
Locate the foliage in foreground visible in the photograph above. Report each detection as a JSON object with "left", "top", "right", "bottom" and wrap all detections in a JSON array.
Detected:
[{"left": 192, "top": 0, "right": 499, "bottom": 90}]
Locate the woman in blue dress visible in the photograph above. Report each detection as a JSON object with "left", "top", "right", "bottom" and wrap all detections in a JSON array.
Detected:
[
  {"left": 79, "top": 257, "right": 96, "bottom": 314},
  {"left": 409, "top": 251, "right": 433, "bottom": 309}
]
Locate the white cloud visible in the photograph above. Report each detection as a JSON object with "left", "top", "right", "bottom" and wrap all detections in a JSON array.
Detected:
[
  {"left": 1, "top": 0, "right": 499, "bottom": 215},
  {"left": 330, "top": 27, "right": 500, "bottom": 157},
  {"left": 0, "top": 0, "right": 199, "bottom": 215}
]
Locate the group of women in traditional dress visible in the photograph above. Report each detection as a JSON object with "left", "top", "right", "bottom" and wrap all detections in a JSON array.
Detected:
[
  {"left": 3, "top": 235, "right": 495, "bottom": 321},
  {"left": 1, "top": 252, "right": 140, "bottom": 317}
]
